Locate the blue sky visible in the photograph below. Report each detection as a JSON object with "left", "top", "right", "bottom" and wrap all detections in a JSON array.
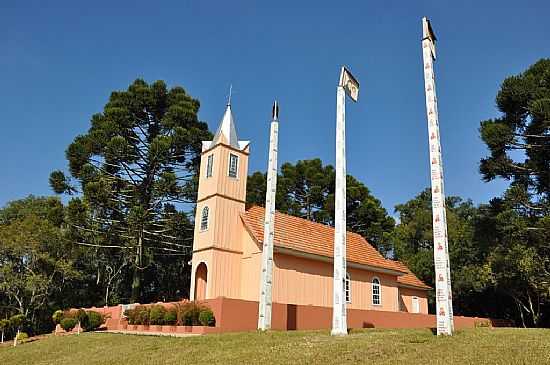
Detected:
[{"left": 1, "top": 0, "right": 549, "bottom": 215}]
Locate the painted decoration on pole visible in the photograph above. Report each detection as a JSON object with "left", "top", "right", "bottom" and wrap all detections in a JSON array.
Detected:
[
  {"left": 332, "top": 66, "right": 359, "bottom": 336},
  {"left": 421, "top": 17, "right": 454, "bottom": 336},
  {"left": 339, "top": 66, "right": 360, "bottom": 102},
  {"left": 258, "top": 101, "right": 280, "bottom": 331}
]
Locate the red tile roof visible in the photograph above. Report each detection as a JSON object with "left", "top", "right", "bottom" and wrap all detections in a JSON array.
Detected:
[
  {"left": 241, "top": 206, "right": 409, "bottom": 274},
  {"left": 393, "top": 261, "right": 432, "bottom": 290}
]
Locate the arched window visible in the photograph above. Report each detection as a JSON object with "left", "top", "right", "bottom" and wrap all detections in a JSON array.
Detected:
[
  {"left": 372, "top": 277, "right": 381, "bottom": 305},
  {"left": 200, "top": 206, "right": 209, "bottom": 231},
  {"left": 345, "top": 273, "right": 351, "bottom": 303}
]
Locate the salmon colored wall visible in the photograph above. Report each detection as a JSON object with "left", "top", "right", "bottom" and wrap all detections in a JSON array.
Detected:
[
  {"left": 399, "top": 287, "right": 429, "bottom": 314},
  {"left": 194, "top": 196, "right": 246, "bottom": 252},
  {"left": 202, "top": 297, "right": 495, "bottom": 333},
  {"left": 191, "top": 142, "right": 250, "bottom": 300},
  {"left": 209, "top": 249, "right": 242, "bottom": 299},
  {"left": 197, "top": 144, "right": 249, "bottom": 202},
  {"left": 239, "top": 226, "right": 262, "bottom": 301},
  {"left": 73, "top": 298, "right": 503, "bottom": 335},
  {"left": 259, "top": 252, "right": 401, "bottom": 312}
]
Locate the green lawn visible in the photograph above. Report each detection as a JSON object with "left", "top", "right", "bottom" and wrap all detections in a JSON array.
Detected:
[{"left": 0, "top": 328, "right": 549, "bottom": 365}]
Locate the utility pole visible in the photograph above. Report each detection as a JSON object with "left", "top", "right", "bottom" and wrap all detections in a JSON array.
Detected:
[
  {"left": 421, "top": 16, "right": 454, "bottom": 335},
  {"left": 258, "top": 101, "right": 280, "bottom": 331}
]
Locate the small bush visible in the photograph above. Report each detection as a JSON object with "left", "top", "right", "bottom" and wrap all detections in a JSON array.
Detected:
[
  {"left": 135, "top": 306, "right": 150, "bottom": 325},
  {"left": 182, "top": 302, "right": 204, "bottom": 326},
  {"left": 9, "top": 314, "right": 25, "bottom": 328},
  {"left": 82, "top": 311, "right": 105, "bottom": 331},
  {"left": 60, "top": 318, "right": 77, "bottom": 332},
  {"left": 63, "top": 310, "right": 77, "bottom": 319},
  {"left": 124, "top": 309, "right": 135, "bottom": 324},
  {"left": 52, "top": 310, "right": 63, "bottom": 325},
  {"left": 76, "top": 309, "right": 88, "bottom": 329},
  {"left": 149, "top": 305, "right": 167, "bottom": 325},
  {"left": 198, "top": 309, "right": 215, "bottom": 327},
  {"left": 16, "top": 332, "right": 29, "bottom": 341},
  {"left": 475, "top": 320, "right": 491, "bottom": 328},
  {"left": 163, "top": 308, "right": 177, "bottom": 325}
]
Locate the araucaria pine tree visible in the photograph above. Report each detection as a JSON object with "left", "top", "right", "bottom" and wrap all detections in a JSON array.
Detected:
[{"left": 50, "top": 79, "right": 211, "bottom": 302}]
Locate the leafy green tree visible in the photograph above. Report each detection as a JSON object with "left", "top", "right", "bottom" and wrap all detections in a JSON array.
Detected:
[
  {"left": 479, "top": 58, "right": 549, "bottom": 213},
  {"left": 390, "top": 189, "right": 497, "bottom": 316},
  {"left": 246, "top": 159, "right": 394, "bottom": 253},
  {"left": 0, "top": 318, "right": 9, "bottom": 343},
  {"left": 0, "top": 196, "right": 79, "bottom": 334},
  {"left": 479, "top": 59, "right": 550, "bottom": 327},
  {"left": 50, "top": 79, "right": 211, "bottom": 302}
]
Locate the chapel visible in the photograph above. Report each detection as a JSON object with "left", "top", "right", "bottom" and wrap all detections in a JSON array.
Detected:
[{"left": 189, "top": 102, "right": 430, "bottom": 315}]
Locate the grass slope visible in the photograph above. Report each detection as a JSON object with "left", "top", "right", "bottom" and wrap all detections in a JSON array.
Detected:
[{"left": 1, "top": 328, "right": 549, "bottom": 365}]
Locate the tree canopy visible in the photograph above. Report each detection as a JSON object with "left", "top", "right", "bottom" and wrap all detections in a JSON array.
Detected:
[
  {"left": 246, "top": 159, "right": 395, "bottom": 254},
  {"left": 49, "top": 79, "right": 210, "bottom": 302}
]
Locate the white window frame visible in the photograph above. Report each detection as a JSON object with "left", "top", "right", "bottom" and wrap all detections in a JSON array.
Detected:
[
  {"left": 206, "top": 154, "right": 214, "bottom": 178},
  {"left": 345, "top": 273, "right": 351, "bottom": 303},
  {"left": 228, "top": 153, "right": 239, "bottom": 178},
  {"left": 372, "top": 277, "right": 381, "bottom": 306},
  {"left": 412, "top": 296, "right": 420, "bottom": 314},
  {"left": 200, "top": 206, "right": 209, "bottom": 231}
]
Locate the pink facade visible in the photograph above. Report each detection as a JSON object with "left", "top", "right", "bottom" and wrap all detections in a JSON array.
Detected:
[{"left": 190, "top": 104, "right": 431, "bottom": 322}]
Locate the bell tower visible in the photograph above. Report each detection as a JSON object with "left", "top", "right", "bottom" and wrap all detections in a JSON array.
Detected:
[{"left": 189, "top": 100, "right": 249, "bottom": 300}]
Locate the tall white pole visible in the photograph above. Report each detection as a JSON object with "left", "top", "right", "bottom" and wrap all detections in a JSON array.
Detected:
[
  {"left": 258, "top": 101, "right": 280, "bottom": 331},
  {"left": 421, "top": 16, "right": 454, "bottom": 336},
  {"left": 331, "top": 85, "right": 348, "bottom": 336}
]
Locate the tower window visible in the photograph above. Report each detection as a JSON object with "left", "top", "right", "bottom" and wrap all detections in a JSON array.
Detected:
[
  {"left": 372, "top": 277, "right": 381, "bottom": 305},
  {"left": 206, "top": 154, "right": 214, "bottom": 178},
  {"left": 200, "top": 206, "right": 209, "bottom": 231},
  {"left": 345, "top": 273, "right": 351, "bottom": 303},
  {"left": 228, "top": 153, "right": 239, "bottom": 178}
]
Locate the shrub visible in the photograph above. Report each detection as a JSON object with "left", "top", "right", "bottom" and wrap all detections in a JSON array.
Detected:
[
  {"left": 9, "top": 314, "right": 25, "bottom": 329},
  {"left": 135, "top": 306, "right": 150, "bottom": 325},
  {"left": 52, "top": 310, "right": 64, "bottom": 325},
  {"left": 16, "top": 332, "right": 28, "bottom": 341},
  {"left": 149, "top": 305, "right": 167, "bottom": 325},
  {"left": 60, "top": 318, "right": 77, "bottom": 332},
  {"left": 198, "top": 309, "right": 215, "bottom": 327},
  {"left": 182, "top": 302, "right": 204, "bottom": 326},
  {"left": 174, "top": 303, "right": 187, "bottom": 326},
  {"left": 63, "top": 310, "right": 77, "bottom": 319},
  {"left": 82, "top": 311, "right": 105, "bottom": 331},
  {"left": 76, "top": 309, "right": 88, "bottom": 329},
  {"left": 163, "top": 308, "right": 177, "bottom": 325},
  {"left": 124, "top": 309, "right": 137, "bottom": 325}
]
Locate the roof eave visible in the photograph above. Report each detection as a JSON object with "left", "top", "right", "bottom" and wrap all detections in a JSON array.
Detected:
[
  {"left": 274, "top": 246, "right": 406, "bottom": 276},
  {"left": 397, "top": 283, "right": 432, "bottom": 291}
]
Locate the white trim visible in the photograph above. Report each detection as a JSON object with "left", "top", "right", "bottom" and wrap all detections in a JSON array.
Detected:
[{"left": 372, "top": 277, "right": 382, "bottom": 306}]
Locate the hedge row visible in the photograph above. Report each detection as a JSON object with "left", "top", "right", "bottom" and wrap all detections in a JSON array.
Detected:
[
  {"left": 124, "top": 302, "right": 215, "bottom": 327},
  {"left": 52, "top": 309, "right": 105, "bottom": 332}
]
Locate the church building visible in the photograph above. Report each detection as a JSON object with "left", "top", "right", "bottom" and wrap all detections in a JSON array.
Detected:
[{"left": 190, "top": 102, "right": 430, "bottom": 315}]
